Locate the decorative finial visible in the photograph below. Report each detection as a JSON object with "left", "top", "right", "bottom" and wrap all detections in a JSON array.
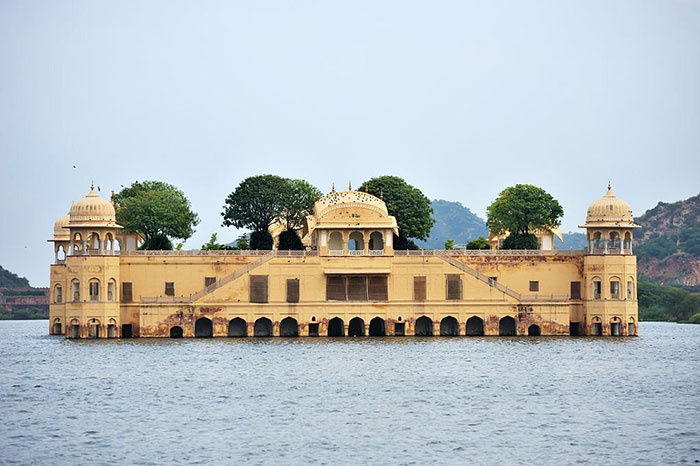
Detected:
[
  {"left": 111, "top": 190, "right": 116, "bottom": 204},
  {"left": 607, "top": 181, "right": 611, "bottom": 192},
  {"left": 349, "top": 181, "right": 352, "bottom": 191},
  {"left": 90, "top": 180, "right": 94, "bottom": 191},
  {"left": 331, "top": 183, "right": 335, "bottom": 193},
  {"left": 380, "top": 189, "right": 383, "bottom": 200}
]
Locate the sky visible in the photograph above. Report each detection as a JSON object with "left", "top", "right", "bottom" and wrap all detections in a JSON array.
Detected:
[{"left": 1, "top": 0, "right": 699, "bottom": 286}]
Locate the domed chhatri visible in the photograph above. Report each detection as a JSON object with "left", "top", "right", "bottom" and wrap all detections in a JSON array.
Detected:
[
  {"left": 581, "top": 183, "right": 640, "bottom": 228},
  {"left": 51, "top": 214, "right": 71, "bottom": 241},
  {"left": 67, "top": 182, "right": 119, "bottom": 227}
]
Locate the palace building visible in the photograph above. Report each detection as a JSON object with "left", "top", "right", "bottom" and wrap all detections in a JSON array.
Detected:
[{"left": 48, "top": 184, "right": 640, "bottom": 339}]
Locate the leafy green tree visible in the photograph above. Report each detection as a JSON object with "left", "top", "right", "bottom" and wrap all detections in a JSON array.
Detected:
[
  {"left": 222, "top": 175, "right": 288, "bottom": 232},
  {"left": 201, "top": 233, "right": 234, "bottom": 250},
  {"left": 115, "top": 181, "right": 200, "bottom": 250},
  {"left": 235, "top": 234, "right": 250, "bottom": 250},
  {"left": 487, "top": 184, "right": 563, "bottom": 250},
  {"left": 466, "top": 236, "right": 491, "bottom": 250},
  {"left": 250, "top": 231, "right": 273, "bottom": 250},
  {"left": 280, "top": 179, "right": 320, "bottom": 230},
  {"left": 278, "top": 229, "right": 304, "bottom": 250},
  {"left": 361, "top": 176, "right": 434, "bottom": 249},
  {"left": 444, "top": 239, "right": 455, "bottom": 250}
]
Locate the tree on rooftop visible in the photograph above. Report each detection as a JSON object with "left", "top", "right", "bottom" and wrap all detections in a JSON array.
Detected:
[
  {"left": 486, "top": 184, "right": 563, "bottom": 250},
  {"left": 466, "top": 237, "right": 491, "bottom": 250},
  {"left": 115, "top": 181, "right": 200, "bottom": 250},
  {"left": 361, "top": 176, "right": 434, "bottom": 249},
  {"left": 280, "top": 179, "right": 320, "bottom": 230}
]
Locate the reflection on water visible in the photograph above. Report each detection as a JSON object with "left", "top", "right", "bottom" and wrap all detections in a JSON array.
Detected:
[{"left": 1, "top": 321, "right": 698, "bottom": 465}]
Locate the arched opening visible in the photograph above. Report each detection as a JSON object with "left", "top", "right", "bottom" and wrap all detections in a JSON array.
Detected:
[
  {"left": 70, "top": 319, "right": 80, "bottom": 339},
  {"left": 57, "top": 245, "right": 66, "bottom": 261},
  {"left": 52, "top": 318, "right": 62, "bottom": 335},
  {"left": 609, "top": 231, "right": 621, "bottom": 250},
  {"left": 88, "top": 279, "right": 100, "bottom": 302},
  {"left": 327, "top": 317, "right": 344, "bottom": 337},
  {"left": 88, "top": 319, "right": 100, "bottom": 339},
  {"left": 329, "top": 231, "right": 343, "bottom": 254},
  {"left": 107, "top": 318, "right": 117, "bottom": 338},
  {"left": 195, "top": 317, "right": 213, "bottom": 338},
  {"left": 528, "top": 324, "right": 541, "bottom": 336},
  {"left": 254, "top": 317, "right": 273, "bottom": 337},
  {"left": 348, "top": 317, "right": 365, "bottom": 337},
  {"left": 415, "top": 316, "right": 433, "bottom": 336},
  {"left": 280, "top": 317, "right": 299, "bottom": 337},
  {"left": 105, "top": 233, "right": 114, "bottom": 251},
  {"left": 440, "top": 316, "right": 459, "bottom": 336},
  {"left": 591, "top": 318, "right": 603, "bottom": 336},
  {"left": 499, "top": 316, "right": 516, "bottom": 336},
  {"left": 72, "top": 232, "right": 83, "bottom": 252},
  {"left": 369, "top": 231, "right": 384, "bottom": 251},
  {"left": 54, "top": 285, "right": 63, "bottom": 303},
  {"left": 610, "top": 317, "right": 622, "bottom": 337},
  {"left": 170, "top": 326, "right": 183, "bottom": 338},
  {"left": 107, "top": 279, "right": 116, "bottom": 301},
  {"left": 628, "top": 317, "right": 636, "bottom": 336},
  {"left": 466, "top": 316, "right": 484, "bottom": 336},
  {"left": 623, "top": 232, "right": 632, "bottom": 252},
  {"left": 72, "top": 279, "right": 80, "bottom": 302},
  {"left": 89, "top": 232, "right": 101, "bottom": 250},
  {"left": 592, "top": 231, "right": 602, "bottom": 250},
  {"left": 228, "top": 317, "right": 247, "bottom": 337},
  {"left": 369, "top": 317, "right": 386, "bottom": 336},
  {"left": 348, "top": 231, "right": 364, "bottom": 253}
]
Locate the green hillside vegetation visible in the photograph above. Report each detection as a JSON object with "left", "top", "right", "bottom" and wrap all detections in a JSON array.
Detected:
[
  {"left": 638, "top": 280, "right": 700, "bottom": 322},
  {"left": 636, "top": 220, "right": 700, "bottom": 260},
  {"left": 416, "top": 200, "right": 488, "bottom": 249},
  {"left": 0, "top": 307, "right": 47, "bottom": 320},
  {"left": 0, "top": 266, "right": 30, "bottom": 288}
]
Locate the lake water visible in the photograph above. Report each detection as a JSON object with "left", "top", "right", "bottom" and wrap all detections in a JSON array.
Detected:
[{"left": 0, "top": 321, "right": 698, "bottom": 465}]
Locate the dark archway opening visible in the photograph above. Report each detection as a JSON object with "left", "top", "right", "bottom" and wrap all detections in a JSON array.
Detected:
[
  {"left": 228, "top": 317, "right": 247, "bottom": 337},
  {"left": 280, "top": 317, "right": 299, "bottom": 337},
  {"left": 254, "top": 317, "right": 273, "bottom": 337},
  {"left": 170, "top": 326, "right": 183, "bottom": 338},
  {"left": 328, "top": 317, "right": 344, "bottom": 337},
  {"left": 592, "top": 322, "right": 603, "bottom": 336},
  {"left": 348, "top": 317, "right": 365, "bottom": 337},
  {"left": 528, "top": 324, "right": 541, "bottom": 336},
  {"left": 369, "top": 317, "right": 386, "bottom": 336},
  {"left": 628, "top": 322, "right": 635, "bottom": 336},
  {"left": 195, "top": 317, "right": 213, "bottom": 338},
  {"left": 70, "top": 324, "right": 80, "bottom": 339},
  {"left": 499, "top": 316, "right": 516, "bottom": 336},
  {"left": 121, "top": 324, "right": 133, "bottom": 338},
  {"left": 611, "top": 322, "right": 621, "bottom": 336},
  {"left": 415, "top": 316, "right": 433, "bottom": 336},
  {"left": 308, "top": 323, "right": 319, "bottom": 337},
  {"left": 466, "top": 316, "right": 484, "bottom": 336},
  {"left": 440, "top": 316, "right": 459, "bottom": 336},
  {"left": 53, "top": 323, "right": 62, "bottom": 335},
  {"left": 569, "top": 322, "right": 581, "bottom": 336},
  {"left": 394, "top": 322, "right": 405, "bottom": 336}
]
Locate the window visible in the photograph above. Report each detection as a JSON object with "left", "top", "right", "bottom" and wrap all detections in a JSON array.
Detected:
[
  {"left": 122, "top": 282, "right": 133, "bottom": 302},
  {"left": 414, "top": 276, "right": 426, "bottom": 301},
  {"left": 326, "top": 276, "right": 346, "bottom": 301},
  {"left": 165, "top": 282, "right": 175, "bottom": 296},
  {"left": 347, "top": 276, "right": 368, "bottom": 301},
  {"left": 368, "top": 276, "right": 388, "bottom": 301},
  {"left": 529, "top": 281, "right": 539, "bottom": 292},
  {"left": 488, "top": 276, "right": 497, "bottom": 286},
  {"left": 72, "top": 281, "right": 80, "bottom": 302},
  {"left": 446, "top": 274, "right": 461, "bottom": 300},
  {"left": 286, "top": 278, "right": 299, "bottom": 303},
  {"left": 610, "top": 280, "right": 620, "bottom": 300},
  {"left": 55, "top": 286, "right": 62, "bottom": 303},
  {"left": 627, "top": 280, "right": 634, "bottom": 299},
  {"left": 325, "top": 276, "right": 388, "bottom": 302},
  {"left": 593, "top": 280, "right": 602, "bottom": 300},
  {"left": 205, "top": 277, "right": 216, "bottom": 287},
  {"left": 89, "top": 281, "right": 99, "bottom": 301},
  {"left": 570, "top": 281, "right": 581, "bottom": 300},
  {"left": 249, "top": 276, "right": 268, "bottom": 303},
  {"left": 107, "top": 281, "right": 115, "bottom": 301}
]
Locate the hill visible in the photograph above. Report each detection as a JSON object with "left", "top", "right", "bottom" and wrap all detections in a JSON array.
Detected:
[
  {"left": 557, "top": 232, "right": 588, "bottom": 250},
  {"left": 0, "top": 266, "right": 30, "bottom": 288},
  {"left": 415, "top": 200, "right": 489, "bottom": 249},
  {"left": 634, "top": 193, "right": 700, "bottom": 286}
]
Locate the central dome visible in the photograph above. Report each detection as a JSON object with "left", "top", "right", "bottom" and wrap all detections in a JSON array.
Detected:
[
  {"left": 583, "top": 185, "right": 636, "bottom": 227},
  {"left": 68, "top": 185, "right": 118, "bottom": 226}
]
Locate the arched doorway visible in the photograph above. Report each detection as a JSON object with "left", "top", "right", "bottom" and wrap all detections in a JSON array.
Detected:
[
  {"left": 415, "top": 316, "right": 433, "bottom": 336},
  {"left": 195, "top": 317, "right": 213, "bottom": 338},
  {"left": 499, "top": 316, "right": 516, "bottom": 336},
  {"left": 328, "top": 317, "right": 344, "bottom": 337},
  {"left": 348, "top": 317, "right": 365, "bottom": 337},
  {"left": 329, "top": 232, "right": 343, "bottom": 255},
  {"left": 254, "top": 317, "right": 273, "bottom": 337},
  {"left": 369, "top": 317, "right": 386, "bottom": 336},
  {"left": 466, "top": 316, "right": 484, "bottom": 336},
  {"left": 610, "top": 317, "right": 622, "bottom": 336},
  {"left": 70, "top": 319, "right": 80, "bottom": 339},
  {"left": 52, "top": 319, "right": 62, "bottom": 335},
  {"left": 528, "top": 324, "right": 541, "bottom": 336},
  {"left": 440, "top": 316, "right": 459, "bottom": 336},
  {"left": 280, "top": 317, "right": 299, "bottom": 337},
  {"left": 170, "top": 326, "right": 183, "bottom": 338},
  {"left": 228, "top": 317, "right": 247, "bottom": 337}
]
